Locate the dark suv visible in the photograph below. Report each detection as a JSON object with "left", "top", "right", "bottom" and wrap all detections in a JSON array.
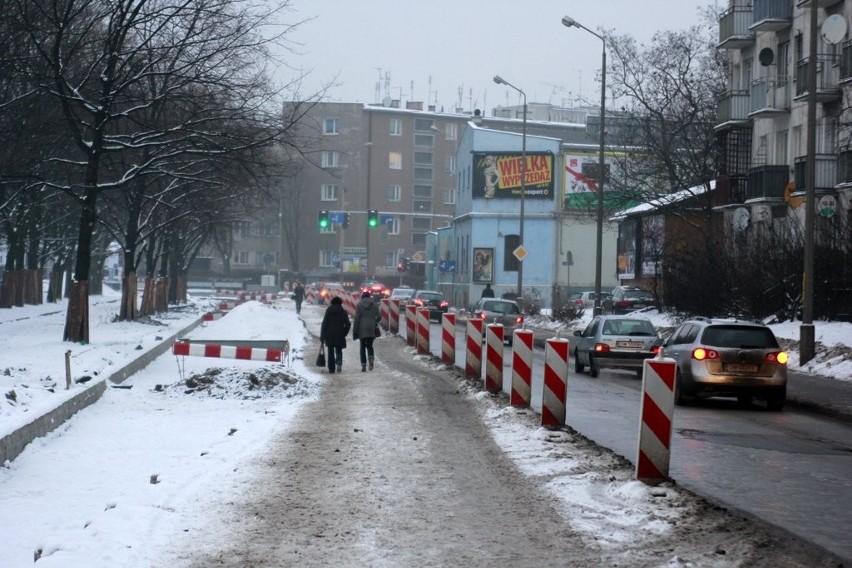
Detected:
[
  {"left": 610, "top": 286, "right": 655, "bottom": 314},
  {"left": 662, "top": 318, "right": 788, "bottom": 410}
]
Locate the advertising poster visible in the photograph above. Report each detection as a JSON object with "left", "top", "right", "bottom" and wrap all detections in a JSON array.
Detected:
[
  {"left": 472, "top": 247, "right": 494, "bottom": 283},
  {"left": 641, "top": 215, "right": 664, "bottom": 277},
  {"left": 472, "top": 152, "right": 553, "bottom": 199}
]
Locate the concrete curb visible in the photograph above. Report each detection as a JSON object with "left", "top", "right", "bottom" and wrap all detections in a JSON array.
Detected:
[{"left": 1, "top": 317, "right": 204, "bottom": 465}]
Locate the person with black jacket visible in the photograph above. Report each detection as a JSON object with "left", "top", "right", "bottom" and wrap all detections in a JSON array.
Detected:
[
  {"left": 320, "top": 296, "right": 351, "bottom": 373},
  {"left": 353, "top": 291, "right": 380, "bottom": 372}
]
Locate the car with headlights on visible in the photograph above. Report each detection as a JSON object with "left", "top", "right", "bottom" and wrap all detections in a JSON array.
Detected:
[
  {"left": 471, "top": 297, "right": 524, "bottom": 344},
  {"left": 572, "top": 315, "right": 661, "bottom": 378},
  {"left": 410, "top": 290, "right": 450, "bottom": 321},
  {"left": 662, "top": 317, "right": 788, "bottom": 410}
]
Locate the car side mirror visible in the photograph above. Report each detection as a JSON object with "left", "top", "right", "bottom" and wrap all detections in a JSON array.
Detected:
[{"left": 573, "top": 330, "right": 581, "bottom": 337}]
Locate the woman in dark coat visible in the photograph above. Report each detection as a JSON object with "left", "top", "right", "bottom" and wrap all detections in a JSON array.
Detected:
[
  {"left": 353, "top": 291, "right": 380, "bottom": 372},
  {"left": 320, "top": 296, "right": 351, "bottom": 373}
]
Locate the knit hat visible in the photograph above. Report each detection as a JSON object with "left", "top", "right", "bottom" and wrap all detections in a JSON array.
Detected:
[
  {"left": 361, "top": 291, "right": 372, "bottom": 298},
  {"left": 331, "top": 296, "right": 343, "bottom": 305}
]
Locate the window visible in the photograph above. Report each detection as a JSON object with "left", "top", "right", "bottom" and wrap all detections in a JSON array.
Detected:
[
  {"left": 388, "top": 184, "right": 402, "bottom": 202},
  {"left": 503, "top": 234, "right": 520, "bottom": 271},
  {"left": 389, "top": 152, "right": 402, "bottom": 170},
  {"left": 413, "top": 184, "right": 433, "bottom": 198},
  {"left": 389, "top": 118, "right": 402, "bottom": 136},
  {"left": 322, "top": 151, "right": 339, "bottom": 168},
  {"left": 385, "top": 251, "right": 397, "bottom": 267},
  {"left": 236, "top": 221, "right": 251, "bottom": 237},
  {"left": 775, "top": 130, "right": 788, "bottom": 164},
  {"left": 321, "top": 184, "right": 338, "bottom": 201},
  {"left": 234, "top": 250, "right": 250, "bottom": 265},
  {"left": 323, "top": 117, "right": 339, "bottom": 134},
  {"left": 414, "top": 167, "right": 433, "bottom": 181},
  {"left": 411, "top": 233, "right": 427, "bottom": 246},
  {"left": 412, "top": 217, "right": 431, "bottom": 231},
  {"left": 387, "top": 217, "right": 400, "bottom": 234},
  {"left": 444, "top": 155, "right": 456, "bottom": 173},
  {"left": 778, "top": 41, "right": 790, "bottom": 84},
  {"left": 414, "top": 134, "right": 434, "bottom": 148},
  {"left": 320, "top": 250, "right": 336, "bottom": 267},
  {"left": 414, "top": 152, "right": 433, "bottom": 165},
  {"left": 445, "top": 123, "right": 457, "bottom": 140},
  {"left": 414, "top": 118, "right": 434, "bottom": 131},
  {"left": 413, "top": 200, "right": 432, "bottom": 213},
  {"left": 443, "top": 188, "right": 456, "bottom": 205}
]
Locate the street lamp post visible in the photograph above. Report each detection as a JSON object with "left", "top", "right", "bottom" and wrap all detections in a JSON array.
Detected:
[
  {"left": 562, "top": 15, "right": 606, "bottom": 316},
  {"left": 493, "top": 75, "right": 527, "bottom": 301}
]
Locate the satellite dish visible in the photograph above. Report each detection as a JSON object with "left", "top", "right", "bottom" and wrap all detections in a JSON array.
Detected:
[
  {"left": 822, "top": 14, "right": 847, "bottom": 45},
  {"left": 759, "top": 48, "right": 774, "bottom": 66}
]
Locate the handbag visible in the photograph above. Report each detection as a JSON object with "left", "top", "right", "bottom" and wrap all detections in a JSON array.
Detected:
[
  {"left": 315, "top": 344, "right": 326, "bottom": 367},
  {"left": 374, "top": 323, "right": 381, "bottom": 337}
]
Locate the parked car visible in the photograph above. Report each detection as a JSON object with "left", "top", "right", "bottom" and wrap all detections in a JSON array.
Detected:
[
  {"left": 410, "top": 290, "right": 450, "bottom": 321},
  {"left": 662, "top": 317, "right": 788, "bottom": 410},
  {"left": 567, "top": 291, "right": 612, "bottom": 309},
  {"left": 610, "top": 286, "right": 655, "bottom": 314},
  {"left": 471, "top": 297, "right": 524, "bottom": 343},
  {"left": 573, "top": 315, "right": 662, "bottom": 378},
  {"left": 388, "top": 287, "right": 415, "bottom": 302},
  {"left": 318, "top": 281, "right": 345, "bottom": 304}
]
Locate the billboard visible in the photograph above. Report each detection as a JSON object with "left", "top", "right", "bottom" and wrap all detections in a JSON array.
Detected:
[{"left": 472, "top": 152, "right": 554, "bottom": 200}]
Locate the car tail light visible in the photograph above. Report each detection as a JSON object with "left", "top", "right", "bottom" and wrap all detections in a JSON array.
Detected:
[
  {"left": 651, "top": 345, "right": 661, "bottom": 355},
  {"left": 692, "top": 347, "right": 719, "bottom": 361},
  {"left": 615, "top": 300, "right": 630, "bottom": 308},
  {"left": 479, "top": 312, "right": 487, "bottom": 320},
  {"left": 766, "top": 351, "right": 788, "bottom": 365},
  {"left": 515, "top": 315, "right": 524, "bottom": 325},
  {"left": 439, "top": 300, "right": 449, "bottom": 308},
  {"left": 594, "top": 343, "right": 610, "bottom": 353},
  {"left": 414, "top": 299, "right": 424, "bottom": 307}
]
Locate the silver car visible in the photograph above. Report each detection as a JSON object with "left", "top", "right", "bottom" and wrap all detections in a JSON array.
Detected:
[
  {"left": 573, "top": 315, "right": 661, "bottom": 378},
  {"left": 471, "top": 298, "right": 524, "bottom": 344},
  {"left": 662, "top": 318, "right": 788, "bottom": 410}
]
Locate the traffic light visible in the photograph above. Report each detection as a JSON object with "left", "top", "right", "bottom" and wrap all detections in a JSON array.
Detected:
[
  {"left": 397, "top": 261, "right": 405, "bottom": 272},
  {"left": 317, "top": 210, "right": 329, "bottom": 230},
  {"left": 342, "top": 212, "right": 351, "bottom": 228},
  {"left": 367, "top": 209, "right": 379, "bottom": 228}
]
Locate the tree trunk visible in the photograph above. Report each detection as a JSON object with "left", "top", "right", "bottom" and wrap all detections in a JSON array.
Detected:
[
  {"left": 63, "top": 188, "right": 98, "bottom": 343},
  {"left": 119, "top": 271, "right": 138, "bottom": 320},
  {"left": 63, "top": 281, "right": 89, "bottom": 343}
]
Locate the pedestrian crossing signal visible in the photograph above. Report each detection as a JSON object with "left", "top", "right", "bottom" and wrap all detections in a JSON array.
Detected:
[
  {"left": 367, "top": 209, "right": 379, "bottom": 228},
  {"left": 318, "top": 210, "right": 330, "bottom": 229}
]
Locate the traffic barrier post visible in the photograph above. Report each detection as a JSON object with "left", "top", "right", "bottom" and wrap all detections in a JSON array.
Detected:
[
  {"left": 465, "top": 318, "right": 483, "bottom": 378},
  {"left": 541, "top": 338, "right": 570, "bottom": 428},
  {"left": 510, "top": 329, "right": 534, "bottom": 407},
  {"left": 484, "top": 323, "right": 504, "bottom": 393},
  {"left": 636, "top": 357, "right": 677, "bottom": 485},
  {"left": 441, "top": 313, "right": 456, "bottom": 364}
]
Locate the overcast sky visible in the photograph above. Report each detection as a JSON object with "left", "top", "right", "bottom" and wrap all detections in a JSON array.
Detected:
[{"left": 279, "top": 0, "right": 719, "bottom": 113}]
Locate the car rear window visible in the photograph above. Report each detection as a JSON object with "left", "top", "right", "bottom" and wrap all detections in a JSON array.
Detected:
[
  {"left": 700, "top": 325, "right": 779, "bottom": 349},
  {"left": 485, "top": 301, "right": 519, "bottom": 315},
  {"left": 625, "top": 290, "right": 653, "bottom": 300},
  {"left": 601, "top": 319, "right": 656, "bottom": 336},
  {"left": 418, "top": 292, "right": 442, "bottom": 301}
]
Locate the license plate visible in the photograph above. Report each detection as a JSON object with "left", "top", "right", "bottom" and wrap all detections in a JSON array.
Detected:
[
  {"left": 726, "top": 363, "right": 758, "bottom": 373},
  {"left": 616, "top": 341, "right": 644, "bottom": 348}
]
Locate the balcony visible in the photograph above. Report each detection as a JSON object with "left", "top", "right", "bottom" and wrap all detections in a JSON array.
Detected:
[
  {"left": 794, "top": 54, "right": 842, "bottom": 102},
  {"left": 796, "top": 0, "right": 842, "bottom": 7},
  {"left": 715, "top": 174, "right": 749, "bottom": 206},
  {"left": 747, "top": 165, "right": 789, "bottom": 200},
  {"left": 750, "top": 0, "right": 791, "bottom": 32},
  {"left": 748, "top": 77, "right": 790, "bottom": 117},
  {"left": 794, "top": 154, "right": 838, "bottom": 191},
  {"left": 718, "top": 4, "right": 755, "bottom": 50},
  {"left": 715, "top": 90, "right": 751, "bottom": 129}
]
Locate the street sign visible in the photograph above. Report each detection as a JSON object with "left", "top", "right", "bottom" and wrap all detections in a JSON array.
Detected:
[
  {"left": 342, "top": 246, "right": 367, "bottom": 255},
  {"left": 329, "top": 211, "right": 346, "bottom": 225},
  {"left": 438, "top": 260, "right": 457, "bottom": 273},
  {"left": 513, "top": 245, "right": 528, "bottom": 262}
]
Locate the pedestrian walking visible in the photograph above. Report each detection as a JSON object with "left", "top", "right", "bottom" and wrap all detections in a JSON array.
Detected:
[
  {"left": 293, "top": 282, "right": 305, "bottom": 314},
  {"left": 353, "top": 291, "right": 381, "bottom": 372},
  {"left": 481, "top": 283, "right": 495, "bottom": 298},
  {"left": 320, "top": 296, "right": 350, "bottom": 374}
]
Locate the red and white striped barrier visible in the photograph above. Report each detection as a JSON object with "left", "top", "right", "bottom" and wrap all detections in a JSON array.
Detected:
[
  {"left": 416, "top": 307, "right": 431, "bottom": 355},
  {"left": 510, "top": 329, "right": 534, "bottom": 407},
  {"left": 306, "top": 287, "right": 318, "bottom": 304},
  {"left": 217, "top": 301, "right": 239, "bottom": 311},
  {"left": 380, "top": 299, "right": 390, "bottom": 330},
  {"left": 389, "top": 299, "right": 400, "bottom": 335},
  {"left": 484, "top": 324, "right": 504, "bottom": 393},
  {"left": 202, "top": 311, "right": 225, "bottom": 322},
  {"left": 406, "top": 304, "right": 417, "bottom": 347},
  {"left": 465, "top": 318, "right": 483, "bottom": 378},
  {"left": 441, "top": 313, "right": 456, "bottom": 365},
  {"left": 636, "top": 357, "right": 677, "bottom": 485},
  {"left": 541, "top": 338, "right": 570, "bottom": 428},
  {"left": 172, "top": 340, "right": 284, "bottom": 362}
]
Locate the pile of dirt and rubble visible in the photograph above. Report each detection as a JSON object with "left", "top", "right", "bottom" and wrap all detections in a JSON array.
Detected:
[{"left": 154, "top": 366, "right": 313, "bottom": 400}]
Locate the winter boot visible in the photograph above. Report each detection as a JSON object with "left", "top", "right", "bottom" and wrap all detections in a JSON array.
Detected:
[
  {"left": 336, "top": 363, "right": 342, "bottom": 373},
  {"left": 368, "top": 357, "right": 374, "bottom": 371}
]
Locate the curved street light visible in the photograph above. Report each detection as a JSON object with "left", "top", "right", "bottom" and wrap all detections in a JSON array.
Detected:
[
  {"left": 492, "top": 75, "right": 527, "bottom": 302},
  {"left": 562, "top": 15, "right": 606, "bottom": 316}
]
